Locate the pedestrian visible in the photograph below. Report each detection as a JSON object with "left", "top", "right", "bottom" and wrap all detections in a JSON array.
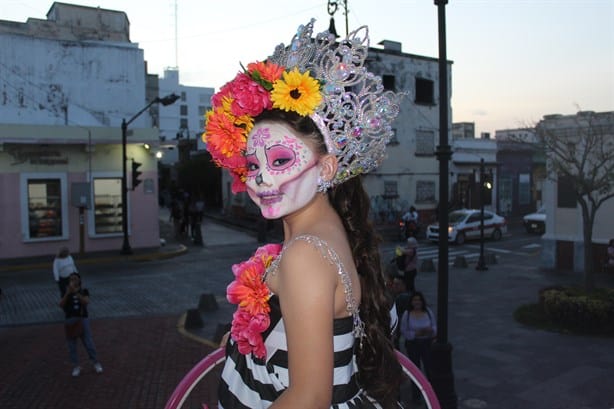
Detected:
[
  {"left": 205, "top": 19, "right": 404, "bottom": 407},
  {"left": 53, "top": 246, "right": 78, "bottom": 297},
  {"left": 391, "top": 276, "right": 410, "bottom": 349},
  {"left": 399, "top": 291, "right": 437, "bottom": 401},
  {"left": 402, "top": 237, "right": 419, "bottom": 294},
  {"left": 59, "top": 272, "right": 103, "bottom": 377}
]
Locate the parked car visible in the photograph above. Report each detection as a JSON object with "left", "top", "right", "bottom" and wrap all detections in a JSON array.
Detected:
[
  {"left": 523, "top": 206, "right": 546, "bottom": 234},
  {"left": 426, "top": 209, "right": 507, "bottom": 245}
]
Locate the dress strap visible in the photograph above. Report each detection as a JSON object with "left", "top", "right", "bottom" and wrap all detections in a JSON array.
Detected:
[{"left": 268, "top": 235, "right": 365, "bottom": 340}]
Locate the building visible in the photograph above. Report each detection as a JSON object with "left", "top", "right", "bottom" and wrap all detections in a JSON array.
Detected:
[
  {"left": 450, "top": 136, "right": 498, "bottom": 212},
  {"left": 495, "top": 128, "right": 545, "bottom": 217},
  {"left": 0, "top": 2, "right": 164, "bottom": 259},
  {"left": 452, "top": 122, "right": 475, "bottom": 140},
  {"left": 538, "top": 111, "right": 614, "bottom": 273}
]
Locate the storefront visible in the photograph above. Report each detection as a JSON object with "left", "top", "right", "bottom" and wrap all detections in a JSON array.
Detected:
[{"left": 0, "top": 124, "right": 160, "bottom": 260}]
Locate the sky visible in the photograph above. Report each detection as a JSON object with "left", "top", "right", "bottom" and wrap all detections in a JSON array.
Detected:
[{"left": 4, "top": 0, "right": 614, "bottom": 136}]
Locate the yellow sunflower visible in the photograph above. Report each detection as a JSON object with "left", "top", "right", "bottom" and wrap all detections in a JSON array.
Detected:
[{"left": 271, "top": 68, "right": 322, "bottom": 116}]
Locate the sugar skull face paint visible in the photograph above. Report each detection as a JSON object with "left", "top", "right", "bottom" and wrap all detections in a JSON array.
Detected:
[{"left": 245, "top": 122, "right": 320, "bottom": 219}]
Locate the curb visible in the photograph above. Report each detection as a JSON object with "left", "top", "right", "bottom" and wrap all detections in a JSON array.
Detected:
[
  {"left": 0, "top": 244, "right": 189, "bottom": 274},
  {"left": 176, "top": 311, "right": 219, "bottom": 349}
]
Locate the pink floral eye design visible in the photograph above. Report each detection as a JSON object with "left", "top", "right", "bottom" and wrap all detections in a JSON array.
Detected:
[{"left": 265, "top": 145, "right": 297, "bottom": 172}]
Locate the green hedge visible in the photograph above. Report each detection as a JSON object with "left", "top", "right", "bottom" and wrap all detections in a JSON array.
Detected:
[{"left": 540, "top": 287, "right": 614, "bottom": 335}]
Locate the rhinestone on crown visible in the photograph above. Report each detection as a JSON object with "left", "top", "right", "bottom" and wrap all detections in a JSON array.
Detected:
[{"left": 268, "top": 19, "right": 403, "bottom": 187}]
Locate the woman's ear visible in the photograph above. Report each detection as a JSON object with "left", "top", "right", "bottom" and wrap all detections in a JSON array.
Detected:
[{"left": 319, "top": 154, "right": 338, "bottom": 182}]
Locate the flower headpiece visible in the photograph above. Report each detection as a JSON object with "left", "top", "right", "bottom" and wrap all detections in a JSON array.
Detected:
[{"left": 203, "top": 19, "right": 403, "bottom": 193}]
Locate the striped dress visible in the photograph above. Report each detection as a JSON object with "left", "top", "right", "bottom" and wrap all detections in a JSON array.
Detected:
[{"left": 218, "top": 235, "right": 383, "bottom": 408}]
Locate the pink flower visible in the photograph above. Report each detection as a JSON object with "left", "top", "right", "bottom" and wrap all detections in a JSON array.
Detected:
[
  {"left": 231, "top": 310, "right": 270, "bottom": 359},
  {"left": 228, "top": 73, "right": 272, "bottom": 117}
]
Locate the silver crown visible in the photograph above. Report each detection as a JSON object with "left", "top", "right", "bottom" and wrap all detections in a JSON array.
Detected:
[{"left": 268, "top": 19, "right": 403, "bottom": 187}]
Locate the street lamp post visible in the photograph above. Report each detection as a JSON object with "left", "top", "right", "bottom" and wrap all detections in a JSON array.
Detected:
[
  {"left": 431, "top": 1, "right": 458, "bottom": 408},
  {"left": 476, "top": 158, "right": 489, "bottom": 271},
  {"left": 120, "top": 93, "right": 179, "bottom": 255}
]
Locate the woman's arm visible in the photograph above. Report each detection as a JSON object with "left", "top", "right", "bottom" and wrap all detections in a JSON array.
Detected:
[{"left": 270, "top": 242, "right": 337, "bottom": 409}]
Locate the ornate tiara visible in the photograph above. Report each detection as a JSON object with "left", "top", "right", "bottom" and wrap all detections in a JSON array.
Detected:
[{"left": 203, "top": 19, "right": 403, "bottom": 193}]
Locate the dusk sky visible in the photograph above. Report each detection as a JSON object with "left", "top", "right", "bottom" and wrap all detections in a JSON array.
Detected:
[{"left": 5, "top": 0, "right": 614, "bottom": 136}]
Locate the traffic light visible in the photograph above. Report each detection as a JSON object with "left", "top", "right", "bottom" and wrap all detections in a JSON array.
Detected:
[{"left": 131, "top": 161, "right": 142, "bottom": 190}]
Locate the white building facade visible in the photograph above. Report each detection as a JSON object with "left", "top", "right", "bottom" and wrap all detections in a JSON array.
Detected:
[
  {"left": 538, "top": 111, "right": 614, "bottom": 273},
  {"left": 0, "top": 2, "right": 162, "bottom": 259}
]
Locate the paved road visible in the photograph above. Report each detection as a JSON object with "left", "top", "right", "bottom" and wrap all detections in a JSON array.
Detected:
[{"left": 1, "top": 209, "right": 613, "bottom": 409}]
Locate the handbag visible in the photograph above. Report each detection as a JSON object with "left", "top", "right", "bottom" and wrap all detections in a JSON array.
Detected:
[{"left": 64, "top": 315, "right": 84, "bottom": 339}]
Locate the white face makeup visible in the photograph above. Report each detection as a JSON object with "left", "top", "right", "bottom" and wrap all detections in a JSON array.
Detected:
[{"left": 245, "top": 121, "right": 320, "bottom": 219}]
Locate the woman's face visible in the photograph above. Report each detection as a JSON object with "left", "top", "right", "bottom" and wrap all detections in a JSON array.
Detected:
[{"left": 245, "top": 121, "right": 320, "bottom": 219}]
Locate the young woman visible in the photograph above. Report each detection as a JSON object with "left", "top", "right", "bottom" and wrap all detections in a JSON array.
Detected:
[
  {"left": 205, "top": 20, "right": 403, "bottom": 408},
  {"left": 59, "top": 272, "right": 103, "bottom": 377},
  {"left": 400, "top": 292, "right": 437, "bottom": 381}
]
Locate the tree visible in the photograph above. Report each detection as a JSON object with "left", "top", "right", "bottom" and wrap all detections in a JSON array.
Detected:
[{"left": 536, "top": 111, "right": 614, "bottom": 290}]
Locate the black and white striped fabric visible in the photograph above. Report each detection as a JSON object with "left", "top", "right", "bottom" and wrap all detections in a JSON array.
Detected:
[
  {"left": 218, "top": 235, "right": 383, "bottom": 408},
  {"left": 218, "top": 297, "right": 382, "bottom": 408}
]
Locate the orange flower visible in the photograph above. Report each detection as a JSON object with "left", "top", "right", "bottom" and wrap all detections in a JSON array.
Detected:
[
  {"left": 204, "top": 108, "right": 246, "bottom": 162},
  {"left": 248, "top": 61, "right": 285, "bottom": 85}
]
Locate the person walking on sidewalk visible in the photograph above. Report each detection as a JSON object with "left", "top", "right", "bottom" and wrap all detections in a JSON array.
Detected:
[
  {"left": 59, "top": 272, "right": 103, "bottom": 377},
  {"left": 402, "top": 237, "right": 419, "bottom": 294},
  {"left": 53, "top": 246, "right": 78, "bottom": 298}
]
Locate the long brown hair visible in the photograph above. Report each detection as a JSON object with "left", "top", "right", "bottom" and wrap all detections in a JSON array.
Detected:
[{"left": 255, "top": 109, "right": 402, "bottom": 406}]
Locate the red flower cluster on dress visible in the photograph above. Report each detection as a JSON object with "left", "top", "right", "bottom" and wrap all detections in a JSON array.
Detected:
[{"left": 226, "top": 243, "right": 282, "bottom": 359}]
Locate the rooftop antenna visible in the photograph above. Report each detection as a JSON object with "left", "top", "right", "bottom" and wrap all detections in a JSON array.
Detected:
[{"left": 174, "top": 0, "right": 178, "bottom": 69}]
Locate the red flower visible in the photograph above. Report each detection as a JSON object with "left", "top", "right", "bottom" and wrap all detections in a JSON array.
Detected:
[{"left": 228, "top": 73, "right": 272, "bottom": 117}]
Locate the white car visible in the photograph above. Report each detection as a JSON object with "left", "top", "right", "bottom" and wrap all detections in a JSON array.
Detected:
[
  {"left": 426, "top": 209, "right": 507, "bottom": 245},
  {"left": 523, "top": 207, "right": 546, "bottom": 234}
]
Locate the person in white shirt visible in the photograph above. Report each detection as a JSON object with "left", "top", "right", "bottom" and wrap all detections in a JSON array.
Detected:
[
  {"left": 400, "top": 291, "right": 437, "bottom": 401},
  {"left": 53, "top": 247, "right": 78, "bottom": 297}
]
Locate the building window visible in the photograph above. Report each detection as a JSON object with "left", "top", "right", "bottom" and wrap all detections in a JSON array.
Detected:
[
  {"left": 518, "top": 173, "right": 530, "bottom": 205},
  {"left": 416, "top": 180, "right": 436, "bottom": 203},
  {"left": 181, "top": 92, "right": 186, "bottom": 101},
  {"left": 180, "top": 105, "right": 188, "bottom": 116},
  {"left": 415, "top": 129, "right": 435, "bottom": 155},
  {"left": 27, "top": 179, "right": 63, "bottom": 238},
  {"left": 383, "top": 75, "right": 396, "bottom": 91},
  {"left": 198, "top": 105, "right": 207, "bottom": 116},
  {"left": 180, "top": 118, "right": 188, "bottom": 129},
  {"left": 415, "top": 78, "right": 434, "bottom": 105},
  {"left": 383, "top": 181, "right": 398, "bottom": 199},
  {"left": 93, "top": 178, "right": 123, "bottom": 234},
  {"left": 557, "top": 174, "right": 576, "bottom": 208}
]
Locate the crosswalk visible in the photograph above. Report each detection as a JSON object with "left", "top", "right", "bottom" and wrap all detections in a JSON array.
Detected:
[{"left": 382, "top": 241, "right": 542, "bottom": 268}]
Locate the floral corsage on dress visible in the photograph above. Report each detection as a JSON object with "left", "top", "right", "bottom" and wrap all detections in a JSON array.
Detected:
[{"left": 226, "top": 243, "right": 282, "bottom": 359}]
